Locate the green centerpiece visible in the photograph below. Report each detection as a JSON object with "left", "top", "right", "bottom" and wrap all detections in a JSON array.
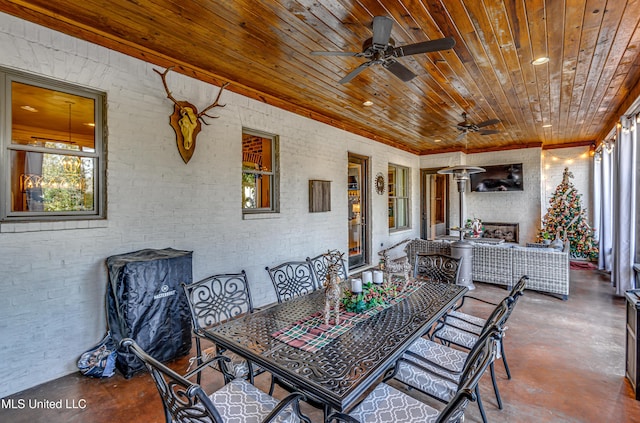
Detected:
[{"left": 342, "top": 282, "right": 398, "bottom": 313}]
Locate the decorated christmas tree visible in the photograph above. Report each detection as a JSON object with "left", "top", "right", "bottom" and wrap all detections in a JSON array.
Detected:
[{"left": 536, "top": 167, "right": 599, "bottom": 260}]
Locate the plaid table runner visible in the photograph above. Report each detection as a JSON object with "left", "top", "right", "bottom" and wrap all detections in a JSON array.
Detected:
[{"left": 272, "top": 280, "right": 423, "bottom": 352}]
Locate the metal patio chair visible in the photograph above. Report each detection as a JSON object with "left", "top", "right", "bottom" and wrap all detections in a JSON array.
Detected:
[
  {"left": 121, "top": 338, "right": 311, "bottom": 423},
  {"left": 413, "top": 252, "right": 462, "bottom": 283},
  {"left": 395, "top": 299, "right": 510, "bottom": 423},
  {"left": 306, "top": 249, "right": 348, "bottom": 287},
  {"left": 266, "top": 260, "right": 318, "bottom": 303},
  {"left": 440, "top": 275, "right": 528, "bottom": 381},
  {"left": 327, "top": 326, "right": 500, "bottom": 423},
  {"left": 182, "top": 271, "right": 262, "bottom": 385}
]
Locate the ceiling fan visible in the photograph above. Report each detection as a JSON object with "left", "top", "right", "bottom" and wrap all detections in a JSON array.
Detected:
[
  {"left": 310, "top": 16, "right": 455, "bottom": 84},
  {"left": 455, "top": 113, "right": 501, "bottom": 141}
]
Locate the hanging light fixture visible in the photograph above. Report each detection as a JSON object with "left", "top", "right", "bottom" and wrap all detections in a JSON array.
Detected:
[
  {"left": 62, "top": 100, "right": 81, "bottom": 173},
  {"left": 437, "top": 165, "right": 485, "bottom": 290}
]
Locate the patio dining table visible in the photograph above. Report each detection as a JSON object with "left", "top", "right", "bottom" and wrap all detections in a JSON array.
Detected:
[{"left": 203, "top": 277, "right": 467, "bottom": 414}]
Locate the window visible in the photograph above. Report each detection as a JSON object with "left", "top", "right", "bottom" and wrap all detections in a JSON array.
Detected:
[
  {"left": 388, "top": 164, "right": 410, "bottom": 231},
  {"left": 242, "top": 128, "right": 278, "bottom": 213},
  {"left": 1, "top": 69, "right": 105, "bottom": 221}
]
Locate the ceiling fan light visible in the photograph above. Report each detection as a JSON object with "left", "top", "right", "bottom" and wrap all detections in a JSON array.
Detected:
[{"left": 532, "top": 56, "right": 550, "bottom": 65}]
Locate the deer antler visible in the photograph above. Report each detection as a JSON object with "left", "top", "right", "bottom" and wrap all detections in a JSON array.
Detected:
[
  {"left": 154, "top": 66, "right": 230, "bottom": 125},
  {"left": 198, "top": 82, "right": 230, "bottom": 125},
  {"left": 153, "top": 67, "right": 182, "bottom": 107}
]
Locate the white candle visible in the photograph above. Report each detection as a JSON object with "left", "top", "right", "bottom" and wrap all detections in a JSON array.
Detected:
[
  {"left": 351, "top": 278, "right": 362, "bottom": 293},
  {"left": 362, "top": 271, "right": 373, "bottom": 285},
  {"left": 373, "top": 270, "right": 384, "bottom": 284}
]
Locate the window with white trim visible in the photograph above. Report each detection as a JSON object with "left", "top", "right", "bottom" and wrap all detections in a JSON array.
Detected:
[
  {"left": 242, "top": 128, "right": 279, "bottom": 214},
  {"left": 388, "top": 164, "right": 410, "bottom": 231},
  {"left": 1, "top": 69, "right": 105, "bottom": 221}
]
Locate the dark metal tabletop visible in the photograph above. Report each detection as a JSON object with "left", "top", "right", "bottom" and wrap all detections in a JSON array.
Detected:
[{"left": 203, "top": 279, "right": 467, "bottom": 412}]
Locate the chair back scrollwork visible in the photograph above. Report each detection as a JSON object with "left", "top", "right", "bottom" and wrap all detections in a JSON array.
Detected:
[
  {"left": 307, "top": 249, "right": 348, "bottom": 288},
  {"left": 182, "top": 271, "right": 254, "bottom": 333},
  {"left": 266, "top": 260, "right": 317, "bottom": 303},
  {"left": 414, "top": 253, "right": 462, "bottom": 284}
]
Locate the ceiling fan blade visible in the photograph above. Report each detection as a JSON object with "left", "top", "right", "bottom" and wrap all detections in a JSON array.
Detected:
[
  {"left": 476, "top": 118, "right": 501, "bottom": 128},
  {"left": 310, "top": 50, "right": 361, "bottom": 57},
  {"left": 382, "top": 59, "right": 416, "bottom": 82},
  {"left": 339, "top": 61, "right": 374, "bottom": 84},
  {"left": 391, "top": 37, "right": 456, "bottom": 57},
  {"left": 455, "top": 131, "right": 467, "bottom": 142},
  {"left": 372, "top": 16, "right": 393, "bottom": 47},
  {"left": 479, "top": 129, "right": 500, "bottom": 135}
]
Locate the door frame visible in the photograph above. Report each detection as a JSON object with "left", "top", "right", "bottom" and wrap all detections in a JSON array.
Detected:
[
  {"left": 420, "top": 168, "right": 449, "bottom": 240},
  {"left": 348, "top": 153, "right": 370, "bottom": 269}
]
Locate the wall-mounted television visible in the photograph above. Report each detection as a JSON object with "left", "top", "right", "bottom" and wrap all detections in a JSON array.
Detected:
[{"left": 470, "top": 163, "right": 523, "bottom": 192}]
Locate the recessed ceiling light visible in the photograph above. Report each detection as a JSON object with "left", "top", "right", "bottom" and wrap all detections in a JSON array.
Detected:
[
  {"left": 434, "top": 139, "right": 442, "bottom": 143},
  {"left": 542, "top": 124, "right": 552, "bottom": 128},
  {"left": 83, "top": 122, "right": 96, "bottom": 127},
  {"left": 532, "top": 57, "right": 550, "bottom": 65},
  {"left": 20, "top": 105, "right": 38, "bottom": 112},
  {"left": 362, "top": 100, "right": 374, "bottom": 107}
]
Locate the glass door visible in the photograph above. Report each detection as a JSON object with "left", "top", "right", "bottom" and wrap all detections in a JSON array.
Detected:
[
  {"left": 348, "top": 155, "right": 368, "bottom": 269},
  {"left": 421, "top": 169, "right": 449, "bottom": 239}
]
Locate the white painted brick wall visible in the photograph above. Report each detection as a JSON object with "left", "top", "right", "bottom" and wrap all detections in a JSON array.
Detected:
[
  {"left": 420, "top": 148, "right": 593, "bottom": 243},
  {"left": 466, "top": 149, "right": 542, "bottom": 244},
  {"left": 420, "top": 149, "right": 543, "bottom": 244},
  {"left": 0, "top": 13, "right": 419, "bottom": 397}
]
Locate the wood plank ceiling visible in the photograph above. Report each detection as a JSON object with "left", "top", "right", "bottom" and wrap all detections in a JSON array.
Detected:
[{"left": 2, "top": 0, "right": 640, "bottom": 155}]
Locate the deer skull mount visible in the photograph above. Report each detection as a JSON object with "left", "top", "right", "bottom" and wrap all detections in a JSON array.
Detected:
[{"left": 154, "top": 67, "right": 230, "bottom": 163}]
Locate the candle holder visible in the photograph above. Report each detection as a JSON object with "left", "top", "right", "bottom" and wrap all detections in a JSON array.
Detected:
[{"left": 342, "top": 282, "right": 398, "bottom": 313}]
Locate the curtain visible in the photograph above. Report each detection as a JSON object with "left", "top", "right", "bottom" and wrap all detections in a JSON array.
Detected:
[
  {"left": 595, "top": 142, "right": 614, "bottom": 272},
  {"left": 611, "top": 114, "right": 638, "bottom": 294},
  {"left": 25, "top": 151, "right": 44, "bottom": 211}
]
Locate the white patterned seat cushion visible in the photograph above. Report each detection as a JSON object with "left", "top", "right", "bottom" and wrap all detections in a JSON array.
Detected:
[
  {"left": 448, "top": 310, "right": 486, "bottom": 327},
  {"left": 407, "top": 337, "right": 468, "bottom": 373},
  {"left": 207, "top": 379, "right": 299, "bottom": 423},
  {"left": 395, "top": 337, "right": 470, "bottom": 401},
  {"left": 443, "top": 315, "right": 482, "bottom": 335},
  {"left": 394, "top": 359, "right": 458, "bottom": 401},
  {"left": 433, "top": 325, "right": 478, "bottom": 350},
  {"left": 347, "top": 383, "right": 440, "bottom": 423}
]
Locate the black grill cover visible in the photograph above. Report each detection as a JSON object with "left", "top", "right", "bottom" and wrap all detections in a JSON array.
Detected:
[{"left": 106, "top": 248, "right": 193, "bottom": 378}]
